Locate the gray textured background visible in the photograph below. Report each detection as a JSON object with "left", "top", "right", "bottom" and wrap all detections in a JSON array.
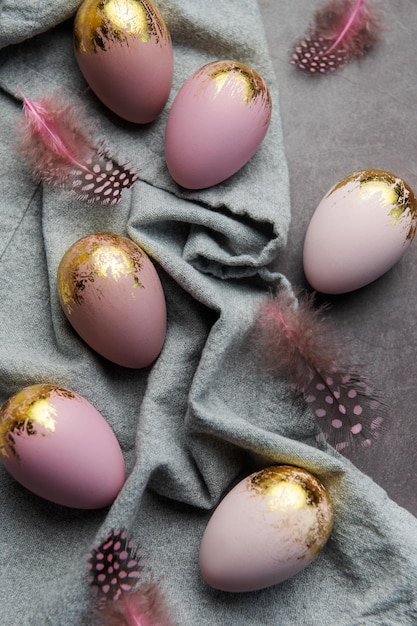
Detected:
[
  {"left": 259, "top": 0, "right": 417, "bottom": 518},
  {"left": 0, "top": 1, "right": 416, "bottom": 624}
]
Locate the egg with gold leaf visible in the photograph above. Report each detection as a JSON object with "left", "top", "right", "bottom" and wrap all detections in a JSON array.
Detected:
[
  {"left": 0, "top": 384, "right": 125, "bottom": 509},
  {"left": 57, "top": 232, "right": 167, "bottom": 368},
  {"left": 74, "top": 0, "right": 173, "bottom": 123},
  {"left": 164, "top": 60, "right": 272, "bottom": 189},
  {"left": 303, "top": 169, "right": 417, "bottom": 294},
  {"left": 199, "top": 465, "right": 333, "bottom": 592}
]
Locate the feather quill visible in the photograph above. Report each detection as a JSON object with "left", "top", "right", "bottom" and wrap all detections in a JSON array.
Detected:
[
  {"left": 254, "top": 290, "right": 386, "bottom": 453},
  {"left": 17, "top": 92, "right": 138, "bottom": 205},
  {"left": 291, "top": 0, "right": 382, "bottom": 75},
  {"left": 87, "top": 528, "right": 175, "bottom": 626}
]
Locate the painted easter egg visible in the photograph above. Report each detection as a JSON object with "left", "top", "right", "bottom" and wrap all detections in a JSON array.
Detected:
[
  {"left": 164, "top": 60, "right": 272, "bottom": 189},
  {"left": 57, "top": 233, "right": 167, "bottom": 368},
  {"left": 74, "top": 0, "right": 173, "bottom": 123},
  {"left": 0, "top": 384, "right": 125, "bottom": 508},
  {"left": 303, "top": 169, "right": 417, "bottom": 294},
  {"left": 199, "top": 465, "right": 333, "bottom": 592}
]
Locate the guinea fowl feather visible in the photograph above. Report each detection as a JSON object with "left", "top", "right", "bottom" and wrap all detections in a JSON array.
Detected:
[
  {"left": 254, "top": 291, "right": 386, "bottom": 453},
  {"left": 17, "top": 92, "right": 138, "bottom": 205},
  {"left": 291, "top": 0, "right": 382, "bottom": 75},
  {"left": 87, "top": 529, "right": 176, "bottom": 626}
]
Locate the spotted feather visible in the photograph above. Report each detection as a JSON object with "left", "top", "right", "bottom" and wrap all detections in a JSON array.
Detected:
[
  {"left": 17, "top": 92, "right": 138, "bottom": 205},
  {"left": 87, "top": 528, "right": 142, "bottom": 600},
  {"left": 291, "top": 0, "right": 382, "bottom": 75},
  {"left": 253, "top": 290, "right": 386, "bottom": 454}
]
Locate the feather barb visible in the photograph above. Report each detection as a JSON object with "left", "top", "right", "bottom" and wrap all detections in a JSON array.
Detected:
[
  {"left": 254, "top": 290, "right": 386, "bottom": 454},
  {"left": 291, "top": 0, "right": 382, "bottom": 75},
  {"left": 87, "top": 528, "right": 176, "bottom": 626},
  {"left": 17, "top": 91, "right": 138, "bottom": 205}
]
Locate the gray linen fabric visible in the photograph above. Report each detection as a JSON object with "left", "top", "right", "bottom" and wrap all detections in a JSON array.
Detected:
[{"left": 0, "top": 1, "right": 416, "bottom": 625}]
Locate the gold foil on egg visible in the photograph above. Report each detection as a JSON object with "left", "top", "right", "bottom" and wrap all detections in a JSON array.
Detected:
[
  {"left": 330, "top": 169, "right": 417, "bottom": 242},
  {"left": 57, "top": 233, "right": 145, "bottom": 315},
  {"left": 195, "top": 61, "right": 272, "bottom": 126},
  {"left": 264, "top": 481, "right": 307, "bottom": 513},
  {"left": 247, "top": 465, "right": 333, "bottom": 554},
  {"left": 90, "top": 244, "right": 138, "bottom": 282},
  {"left": 0, "top": 385, "right": 75, "bottom": 459},
  {"left": 74, "top": 0, "right": 171, "bottom": 54},
  {"left": 103, "top": 0, "right": 148, "bottom": 37}
]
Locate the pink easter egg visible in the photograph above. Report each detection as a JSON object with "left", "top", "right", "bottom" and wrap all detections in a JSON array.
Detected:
[
  {"left": 165, "top": 60, "right": 272, "bottom": 189},
  {"left": 199, "top": 465, "right": 333, "bottom": 592},
  {"left": 57, "top": 233, "right": 167, "bottom": 368},
  {"left": 74, "top": 0, "right": 173, "bottom": 123},
  {"left": 0, "top": 384, "right": 125, "bottom": 509},
  {"left": 303, "top": 169, "right": 417, "bottom": 294}
]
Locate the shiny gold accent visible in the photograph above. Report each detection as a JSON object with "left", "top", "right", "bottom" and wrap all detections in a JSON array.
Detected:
[
  {"left": 360, "top": 178, "right": 399, "bottom": 207},
  {"left": 247, "top": 465, "right": 333, "bottom": 553},
  {"left": 195, "top": 61, "right": 272, "bottom": 125},
  {"left": 57, "top": 233, "right": 145, "bottom": 315},
  {"left": 264, "top": 481, "right": 307, "bottom": 512},
  {"left": 27, "top": 399, "right": 57, "bottom": 434},
  {"left": 90, "top": 244, "right": 137, "bottom": 281},
  {"left": 104, "top": 0, "right": 148, "bottom": 37},
  {"left": 0, "top": 385, "right": 76, "bottom": 459},
  {"left": 329, "top": 169, "right": 417, "bottom": 242},
  {"left": 74, "top": 0, "right": 171, "bottom": 54},
  {"left": 249, "top": 466, "right": 322, "bottom": 505}
]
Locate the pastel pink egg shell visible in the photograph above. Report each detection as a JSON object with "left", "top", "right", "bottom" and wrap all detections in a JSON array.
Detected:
[
  {"left": 303, "top": 170, "right": 417, "bottom": 294},
  {"left": 74, "top": 1, "right": 173, "bottom": 124},
  {"left": 200, "top": 481, "right": 316, "bottom": 591},
  {"left": 75, "top": 38, "right": 173, "bottom": 123},
  {"left": 1, "top": 385, "right": 125, "bottom": 509},
  {"left": 57, "top": 235, "right": 167, "bottom": 369},
  {"left": 165, "top": 60, "right": 272, "bottom": 189},
  {"left": 199, "top": 466, "right": 333, "bottom": 592}
]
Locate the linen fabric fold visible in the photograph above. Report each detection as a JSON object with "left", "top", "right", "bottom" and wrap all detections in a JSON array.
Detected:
[{"left": 0, "top": 1, "right": 416, "bottom": 625}]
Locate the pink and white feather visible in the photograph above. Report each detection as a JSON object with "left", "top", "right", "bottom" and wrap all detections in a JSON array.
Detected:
[
  {"left": 17, "top": 92, "right": 138, "bottom": 205},
  {"left": 291, "top": 0, "right": 382, "bottom": 75},
  {"left": 87, "top": 528, "right": 176, "bottom": 626},
  {"left": 254, "top": 290, "right": 386, "bottom": 453}
]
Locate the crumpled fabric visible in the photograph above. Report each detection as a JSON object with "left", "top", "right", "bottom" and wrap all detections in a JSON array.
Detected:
[{"left": 0, "top": 1, "right": 416, "bottom": 625}]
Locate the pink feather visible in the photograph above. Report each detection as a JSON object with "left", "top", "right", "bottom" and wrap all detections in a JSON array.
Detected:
[
  {"left": 291, "top": 0, "right": 382, "bottom": 75},
  {"left": 87, "top": 529, "right": 176, "bottom": 626},
  {"left": 17, "top": 92, "right": 138, "bottom": 205},
  {"left": 91, "top": 583, "right": 176, "bottom": 626},
  {"left": 254, "top": 290, "right": 386, "bottom": 453}
]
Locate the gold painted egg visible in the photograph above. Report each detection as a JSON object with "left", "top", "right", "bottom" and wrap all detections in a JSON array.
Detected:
[
  {"left": 57, "top": 232, "right": 167, "bottom": 368},
  {"left": 303, "top": 169, "right": 417, "bottom": 293},
  {"left": 165, "top": 60, "right": 272, "bottom": 189},
  {"left": 199, "top": 465, "right": 333, "bottom": 592},
  {"left": 74, "top": 0, "right": 173, "bottom": 123},
  {"left": 0, "top": 384, "right": 125, "bottom": 509}
]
